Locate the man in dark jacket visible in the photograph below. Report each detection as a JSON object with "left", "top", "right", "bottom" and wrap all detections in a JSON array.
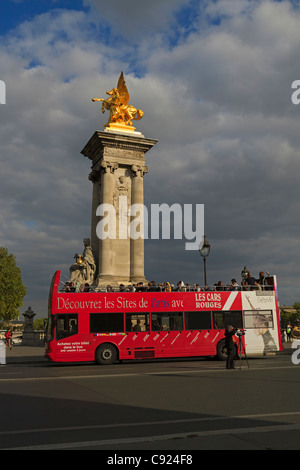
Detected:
[{"left": 225, "top": 325, "right": 237, "bottom": 369}]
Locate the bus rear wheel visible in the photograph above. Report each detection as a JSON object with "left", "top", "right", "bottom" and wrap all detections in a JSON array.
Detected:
[
  {"left": 216, "top": 339, "right": 227, "bottom": 361},
  {"left": 95, "top": 343, "right": 118, "bottom": 365}
]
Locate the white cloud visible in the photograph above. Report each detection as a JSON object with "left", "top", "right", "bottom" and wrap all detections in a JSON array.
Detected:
[
  {"left": 0, "top": 0, "right": 299, "bottom": 314},
  {"left": 205, "top": 0, "right": 255, "bottom": 18}
]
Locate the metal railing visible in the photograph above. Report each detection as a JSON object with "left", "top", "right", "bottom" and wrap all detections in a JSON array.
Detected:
[{"left": 59, "top": 279, "right": 275, "bottom": 294}]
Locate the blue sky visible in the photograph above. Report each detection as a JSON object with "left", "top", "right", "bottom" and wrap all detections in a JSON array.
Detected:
[
  {"left": 0, "top": 0, "right": 300, "bottom": 315},
  {"left": 0, "top": 1, "right": 86, "bottom": 34}
]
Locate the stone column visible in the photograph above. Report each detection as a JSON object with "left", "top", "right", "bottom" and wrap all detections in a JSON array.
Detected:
[
  {"left": 130, "top": 165, "right": 148, "bottom": 283},
  {"left": 81, "top": 130, "right": 157, "bottom": 287},
  {"left": 89, "top": 170, "right": 101, "bottom": 273},
  {"left": 96, "top": 161, "right": 118, "bottom": 286}
]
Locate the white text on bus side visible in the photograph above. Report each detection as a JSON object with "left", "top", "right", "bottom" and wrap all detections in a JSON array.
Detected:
[
  {"left": 57, "top": 297, "right": 102, "bottom": 310},
  {"left": 195, "top": 293, "right": 221, "bottom": 302}
]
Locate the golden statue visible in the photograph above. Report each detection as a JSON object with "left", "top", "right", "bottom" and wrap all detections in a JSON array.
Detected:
[
  {"left": 76, "top": 254, "right": 83, "bottom": 265},
  {"left": 92, "top": 71, "right": 143, "bottom": 131}
]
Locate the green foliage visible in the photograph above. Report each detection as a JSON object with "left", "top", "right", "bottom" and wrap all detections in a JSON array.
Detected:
[
  {"left": 281, "top": 302, "right": 300, "bottom": 328},
  {"left": 293, "top": 302, "right": 300, "bottom": 312},
  {"left": 33, "top": 318, "right": 47, "bottom": 330},
  {"left": 0, "top": 247, "right": 26, "bottom": 323}
]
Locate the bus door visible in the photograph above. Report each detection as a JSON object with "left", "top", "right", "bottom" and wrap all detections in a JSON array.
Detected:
[{"left": 54, "top": 313, "right": 92, "bottom": 361}]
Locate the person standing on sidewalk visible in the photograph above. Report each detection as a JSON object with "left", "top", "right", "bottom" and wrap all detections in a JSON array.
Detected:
[
  {"left": 225, "top": 325, "right": 237, "bottom": 369},
  {"left": 286, "top": 323, "right": 292, "bottom": 342}
]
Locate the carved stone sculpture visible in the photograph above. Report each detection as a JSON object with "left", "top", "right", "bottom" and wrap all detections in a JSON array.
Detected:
[{"left": 69, "top": 238, "right": 96, "bottom": 286}]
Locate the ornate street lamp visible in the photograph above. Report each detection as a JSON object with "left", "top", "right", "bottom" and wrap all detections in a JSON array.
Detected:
[{"left": 199, "top": 235, "right": 210, "bottom": 287}]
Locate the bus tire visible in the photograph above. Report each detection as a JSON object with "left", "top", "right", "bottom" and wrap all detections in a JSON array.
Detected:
[
  {"left": 216, "top": 339, "right": 227, "bottom": 361},
  {"left": 95, "top": 343, "right": 118, "bottom": 365}
]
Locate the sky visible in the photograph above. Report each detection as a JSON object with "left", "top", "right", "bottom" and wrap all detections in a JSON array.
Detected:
[{"left": 0, "top": 0, "right": 300, "bottom": 317}]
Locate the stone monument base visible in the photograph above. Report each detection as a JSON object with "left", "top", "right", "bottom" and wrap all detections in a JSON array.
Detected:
[
  {"left": 95, "top": 275, "right": 148, "bottom": 289},
  {"left": 95, "top": 274, "right": 119, "bottom": 288},
  {"left": 22, "top": 331, "right": 36, "bottom": 346},
  {"left": 105, "top": 122, "right": 137, "bottom": 133}
]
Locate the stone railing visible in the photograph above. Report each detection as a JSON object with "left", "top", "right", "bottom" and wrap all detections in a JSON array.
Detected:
[{"left": 0, "top": 330, "right": 45, "bottom": 345}]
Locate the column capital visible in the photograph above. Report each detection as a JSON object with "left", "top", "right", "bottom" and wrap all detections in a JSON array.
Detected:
[
  {"left": 131, "top": 164, "right": 148, "bottom": 178},
  {"left": 100, "top": 161, "right": 119, "bottom": 174},
  {"left": 89, "top": 160, "right": 119, "bottom": 181},
  {"left": 88, "top": 169, "right": 100, "bottom": 182}
]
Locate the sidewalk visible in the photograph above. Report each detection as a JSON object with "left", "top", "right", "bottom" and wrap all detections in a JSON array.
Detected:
[
  {"left": 2, "top": 341, "right": 294, "bottom": 365},
  {"left": 4, "top": 344, "right": 47, "bottom": 364},
  {"left": 281, "top": 341, "right": 295, "bottom": 354}
]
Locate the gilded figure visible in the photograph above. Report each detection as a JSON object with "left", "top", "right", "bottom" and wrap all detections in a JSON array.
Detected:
[{"left": 92, "top": 72, "right": 143, "bottom": 128}]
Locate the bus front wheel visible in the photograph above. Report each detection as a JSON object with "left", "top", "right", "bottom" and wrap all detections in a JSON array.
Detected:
[{"left": 95, "top": 343, "right": 118, "bottom": 365}]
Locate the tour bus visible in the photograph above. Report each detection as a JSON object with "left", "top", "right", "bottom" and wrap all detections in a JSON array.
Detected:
[{"left": 45, "top": 271, "right": 283, "bottom": 364}]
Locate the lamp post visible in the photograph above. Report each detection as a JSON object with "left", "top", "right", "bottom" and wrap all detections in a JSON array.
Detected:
[{"left": 199, "top": 235, "right": 210, "bottom": 287}]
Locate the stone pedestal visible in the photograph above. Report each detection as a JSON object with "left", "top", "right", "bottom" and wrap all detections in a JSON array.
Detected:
[
  {"left": 81, "top": 129, "right": 157, "bottom": 287},
  {"left": 22, "top": 306, "right": 36, "bottom": 345}
]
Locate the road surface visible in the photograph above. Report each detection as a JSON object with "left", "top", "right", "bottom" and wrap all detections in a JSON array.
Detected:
[{"left": 0, "top": 353, "right": 299, "bottom": 451}]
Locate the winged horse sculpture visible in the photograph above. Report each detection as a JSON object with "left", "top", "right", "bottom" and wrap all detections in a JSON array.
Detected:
[{"left": 92, "top": 72, "right": 144, "bottom": 128}]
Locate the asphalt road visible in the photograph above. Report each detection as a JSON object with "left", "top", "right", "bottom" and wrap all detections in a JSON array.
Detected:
[{"left": 0, "top": 353, "right": 299, "bottom": 451}]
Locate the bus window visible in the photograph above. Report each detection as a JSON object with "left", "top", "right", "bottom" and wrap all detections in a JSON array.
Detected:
[
  {"left": 152, "top": 312, "right": 183, "bottom": 331},
  {"left": 126, "top": 313, "right": 150, "bottom": 332},
  {"left": 45, "top": 316, "right": 54, "bottom": 342},
  {"left": 212, "top": 310, "right": 243, "bottom": 329},
  {"left": 90, "top": 312, "right": 124, "bottom": 333},
  {"left": 56, "top": 314, "right": 78, "bottom": 340},
  {"left": 185, "top": 311, "right": 212, "bottom": 330}
]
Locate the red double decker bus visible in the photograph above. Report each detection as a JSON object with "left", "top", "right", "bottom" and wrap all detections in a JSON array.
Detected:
[{"left": 45, "top": 271, "right": 282, "bottom": 364}]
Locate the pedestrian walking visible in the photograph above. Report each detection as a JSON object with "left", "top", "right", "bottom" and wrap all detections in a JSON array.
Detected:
[{"left": 5, "top": 328, "right": 13, "bottom": 350}]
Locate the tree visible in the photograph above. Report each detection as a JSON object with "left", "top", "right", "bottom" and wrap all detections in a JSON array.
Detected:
[
  {"left": 281, "top": 302, "right": 300, "bottom": 328},
  {"left": 293, "top": 302, "right": 300, "bottom": 313},
  {"left": 33, "top": 318, "right": 47, "bottom": 331},
  {"left": 0, "top": 247, "right": 26, "bottom": 323}
]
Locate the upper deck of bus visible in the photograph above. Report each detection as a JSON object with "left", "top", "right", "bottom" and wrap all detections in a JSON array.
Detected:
[{"left": 49, "top": 270, "right": 279, "bottom": 316}]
